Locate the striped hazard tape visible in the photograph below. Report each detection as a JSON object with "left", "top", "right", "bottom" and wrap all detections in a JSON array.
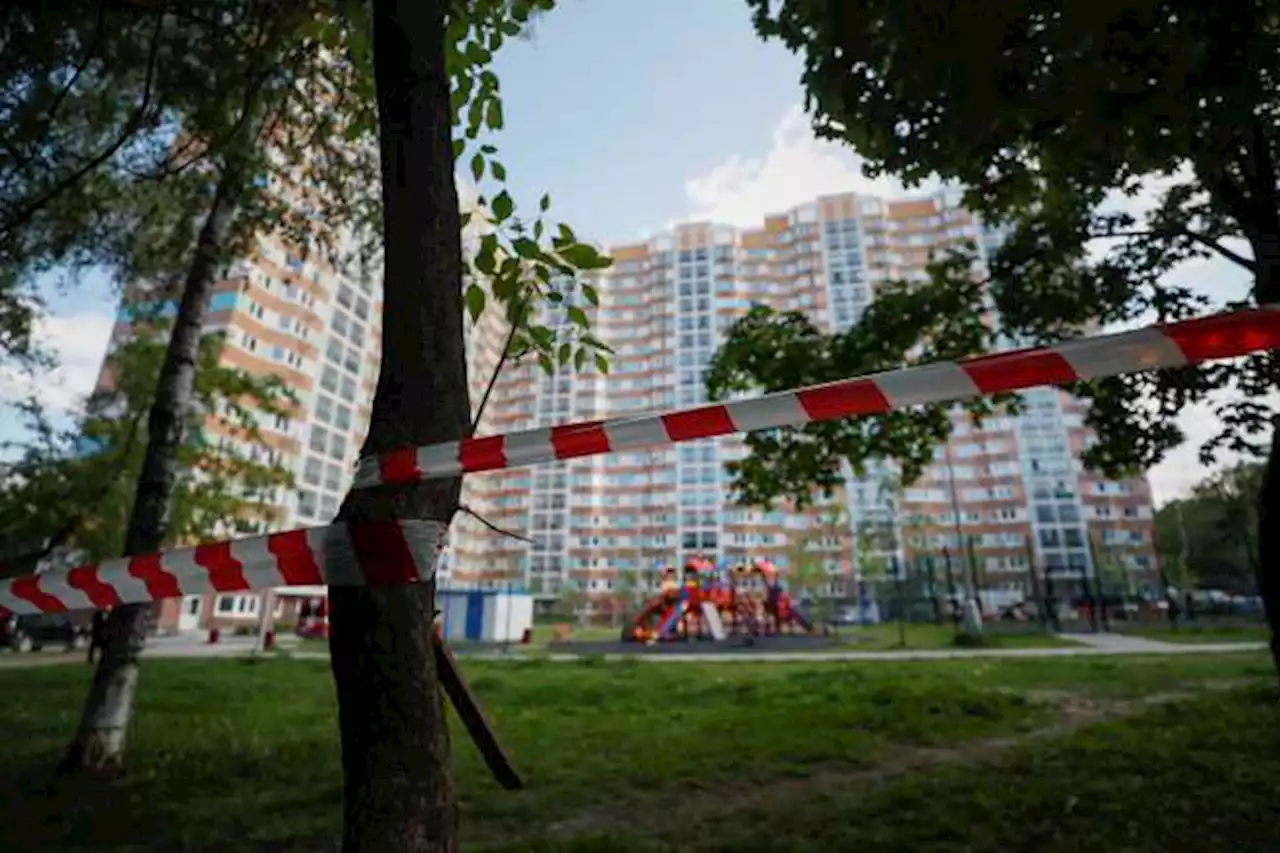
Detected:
[
  {"left": 2, "top": 305, "right": 1278, "bottom": 616},
  {"left": 352, "top": 306, "right": 1280, "bottom": 489},
  {"left": 0, "top": 520, "right": 446, "bottom": 616}
]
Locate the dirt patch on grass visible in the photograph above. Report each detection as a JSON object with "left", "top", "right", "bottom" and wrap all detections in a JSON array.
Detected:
[{"left": 526, "top": 681, "right": 1251, "bottom": 845}]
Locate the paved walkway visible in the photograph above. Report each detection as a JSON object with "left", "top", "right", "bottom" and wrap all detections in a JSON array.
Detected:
[
  {"left": 1057, "top": 632, "right": 1192, "bottom": 653},
  {"left": 1, "top": 635, "right": 1264, "bottom": 668},
  {"left": 281, "top": 640, "right": 1266, "bottom": 664}
]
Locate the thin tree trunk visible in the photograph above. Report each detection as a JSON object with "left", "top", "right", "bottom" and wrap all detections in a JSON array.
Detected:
[
  {"left": 328, "top": 1, "right": 469, "bottom": 850},
  {"left": 1257, "top": 422, "right": 1280, "bottom": 681},
  {"left": 60, "top": 162, "right": 246, "bottom": 773},
  {"left": 1253, "top": 228, "right": 1280, "bottom": 682}
]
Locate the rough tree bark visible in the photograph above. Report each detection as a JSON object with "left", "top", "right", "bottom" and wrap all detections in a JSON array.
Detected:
[
  {"left": 328, "top": 1, "right": 470, "bottom": 851},
  {"left": 60, "top": 162, "right": 246, "bottom": 772},
  {"left": 1254, "top": 236, "right": 1280, "bottom": 682}
]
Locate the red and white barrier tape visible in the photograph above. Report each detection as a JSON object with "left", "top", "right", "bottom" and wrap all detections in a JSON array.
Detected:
[
  {"left": 352, "top": 306, "right": 1280, "bottom": 489},
  {"left": 0, "top": 520, "right": 446, "bottom": 616},
  {"left": 4, "top": 306, "right": 1277, "bottom": 617}
]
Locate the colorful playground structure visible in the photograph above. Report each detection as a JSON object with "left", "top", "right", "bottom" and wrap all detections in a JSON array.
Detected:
[{"left": 625, "top": 558, "right": 814, "bottom": 644}]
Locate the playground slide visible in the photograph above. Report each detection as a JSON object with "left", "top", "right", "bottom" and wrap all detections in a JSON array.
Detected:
[
  {"left": 656, "top": 598, "right": 684, "bottom": 637},
  {"left": 700, "top": 601, "right": 727, "bottom": 641},
  {"left": 788, "top": 601, "right": 813, "bottom": 632}
]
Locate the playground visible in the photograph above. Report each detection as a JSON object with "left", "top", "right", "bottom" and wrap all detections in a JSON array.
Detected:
[
  {"left": 0, "top": 651, "right": 1274, "bottom": 851},
  {"left": 622, "top": 557, "right": 815, "bottom": 643}
]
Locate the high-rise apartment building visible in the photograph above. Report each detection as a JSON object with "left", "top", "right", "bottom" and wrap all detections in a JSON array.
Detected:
[
  {"left": 92, "top": 187, "right": 1159, "bottom": 630},
  {"left": 447, "top": 191, "right": 1160, "bottom": 605}
]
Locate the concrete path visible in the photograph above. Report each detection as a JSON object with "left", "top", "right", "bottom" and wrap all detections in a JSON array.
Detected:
[
  {"left": 284, "top": 641, "right": 1266, "bottom": 665},
  {"left": 1, "top": 635, "right": 1263, "bottom": 668},
  {"left": 1057, "top": 632, "right": 1191, "bottom": 653}
]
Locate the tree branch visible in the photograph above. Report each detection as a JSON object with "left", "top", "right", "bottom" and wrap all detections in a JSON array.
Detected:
[
  {"left": 1092, "top": 227, "right": 1257, "bottom": 273},
  {"left": 42, "top": 2, "right": 109, "bottom": 126},
  {"left": 0, "top": 9, "right": 164, "bottom": 243},
  {"left": 459, "top": 503, "right": 533, "bottom": 543},
  {"left": 469, "top": 319, "right": 519, "bottom": 436}
]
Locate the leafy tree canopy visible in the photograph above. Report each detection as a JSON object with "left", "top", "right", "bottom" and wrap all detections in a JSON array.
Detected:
[
  {"left": 1155, "top": 461, "right": 1263, "bottom": 593},
  {"left": 743, "top": 0, "right": 1280, "bottom": 482}
]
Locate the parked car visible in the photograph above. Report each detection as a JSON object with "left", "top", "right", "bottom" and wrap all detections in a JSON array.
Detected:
[{"left": 0, "top": 613, "right": 91, "bottom": 653}]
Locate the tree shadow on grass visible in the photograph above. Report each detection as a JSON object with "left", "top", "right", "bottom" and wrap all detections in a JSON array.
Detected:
[{"left": 0, "top": 740, "right": 342, "bottom": 852}]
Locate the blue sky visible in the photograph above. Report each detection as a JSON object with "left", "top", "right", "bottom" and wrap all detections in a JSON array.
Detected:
[{"left": 0, "top": 0, "right": 1258, "bottom": 502}]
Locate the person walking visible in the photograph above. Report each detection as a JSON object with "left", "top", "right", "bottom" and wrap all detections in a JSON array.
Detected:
[{"left": 87, "top": 608, "right": 109, "bottom": 665}]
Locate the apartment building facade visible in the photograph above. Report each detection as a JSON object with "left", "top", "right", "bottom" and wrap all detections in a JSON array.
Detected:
[{"left": 447, "top": 190, "right": 1160, "bottom": 604}]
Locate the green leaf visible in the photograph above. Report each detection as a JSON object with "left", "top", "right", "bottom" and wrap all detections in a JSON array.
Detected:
[
  {"left": 537, "top": 352, "right": 555, "bottom": 375},
  {"left": 464, "top": 284, "right": 486, "bottom": 323},
  {"left": 491, "top": 160, "right": 507, "bottom": 181},
  {"left": 470, "top": 152, "right": 484, "bottom": 184},
  {"left": 529, "top": 325, "right": 554, "bottom": 348},
  {"left": 475, "top": 233, "right": 500, "bottom": 274},
  {"left": 511, "top": 237, "right": 544, "bottom": 261},
  {"left": 559, "top": 242, "right": 612, "bottom": 270},
  {"left": 566, "top": 305, "right": 589, "bottom": 327},
  {"left": 486, "top": 99, "right": 504, "bottom": 131},
  {"left": 557, "top": 342, "right": 572, "bottom": 365},
  {"left": 539, "top": 193, "right": 551, "bottom": 212},
  {"left": 492, "top": 190, "right": 514, "bottom": 221},
  {"left": 574, "top": 348, "right": 588, "bottom": 371},
  {"left": 581, "top": 283, "right": 600, "bottom": 306},
  {"left": 594, "top": 353, "right": 610, "bottom": 375}
]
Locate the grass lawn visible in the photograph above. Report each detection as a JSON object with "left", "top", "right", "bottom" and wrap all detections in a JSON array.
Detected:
[
  {"left": 1120, "top": 623, "right": 1271, "bottom": 644},
  {"left": 0, "top": 653, "right": 1273, "bottom": 851}
]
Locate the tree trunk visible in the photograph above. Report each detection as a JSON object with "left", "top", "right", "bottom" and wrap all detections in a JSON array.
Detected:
[
  {"left": 328, "top": 1, "right": 469, "bottom": 851},
  {"left": 61, "top": 163, "right": 246, "bottom": 773},
  {"left": 1257, "top": 422, "right": 1280, "bottom": 680}
]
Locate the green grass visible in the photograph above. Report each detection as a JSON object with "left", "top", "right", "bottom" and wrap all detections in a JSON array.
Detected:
[
  {"left": 1120, "top": 623, "right": 1271, "bottom": 644},
  {"left": 0, "top": 653, "right": 1272, "bottom": 851}
]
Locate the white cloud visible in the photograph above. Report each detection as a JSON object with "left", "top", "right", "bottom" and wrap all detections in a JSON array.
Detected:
[
  {"left": 681, "top": 106, "right": 943, "bottom": 228},
  {"left": 0, "top": 309, "right": 115, "bottom": 416},
  {"left": 680, "top": 107, "right": 1264, "bottom": 507}
]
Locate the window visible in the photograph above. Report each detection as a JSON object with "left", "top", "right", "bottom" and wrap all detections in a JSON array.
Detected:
[
  {"left": 323, "top": 462, "right": 342, "bottom": 491},
  {"left": 335, "top": 404, "right": 352, "bottom": 431},
  {"left": 329, "top": 433, "right": 347, "bottom": 461},
  {"left": 321, "top": 366, "right": 339, "bottom": 392},
  {"left": 297, "top": 489, "right": 317, "bottom": 517},
  {"left": 309, "top": 426, "right": 329, "bottom": 453},
  {"left": 337, "top": 285, "right": 354, "bottom": 308},
  {"left": 303, "top": 457, "right": 323, "bottom": 485},
  {"left": 332, "top": 312, "right": 349, "bottom": 338},
  {"left": 215, "top": 594, "right": 259, "bottom": 617},
  {"left": 315, "top": 395, "right": 334, "bottom": 424},
  {"left": 354, "top": 296, "right": 370, "bottom": 320},
  {"left": 340, "top": 375, "right": 357, "bottom": 402}
]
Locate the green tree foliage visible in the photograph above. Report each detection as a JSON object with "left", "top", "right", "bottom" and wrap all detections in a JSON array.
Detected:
[
  {"left": 0, "top": 322, "right": 294, "bottom": 575},
  {"left": 744, "top": 0, "right": 1280, "bottom": 669},
  {"left": 745, "top": 0, "right": 1279, "bottom": 484},
  {"left": 1156, "top": 462, "right": 1263, "bottom": 594},
  {"left": 706, "top": 251, "right": 1008, "bottom": 509}
]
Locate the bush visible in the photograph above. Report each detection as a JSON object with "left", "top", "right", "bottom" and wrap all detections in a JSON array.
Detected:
[{"left": 952, "top": 631, "right": 991, "bottom": 649}]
